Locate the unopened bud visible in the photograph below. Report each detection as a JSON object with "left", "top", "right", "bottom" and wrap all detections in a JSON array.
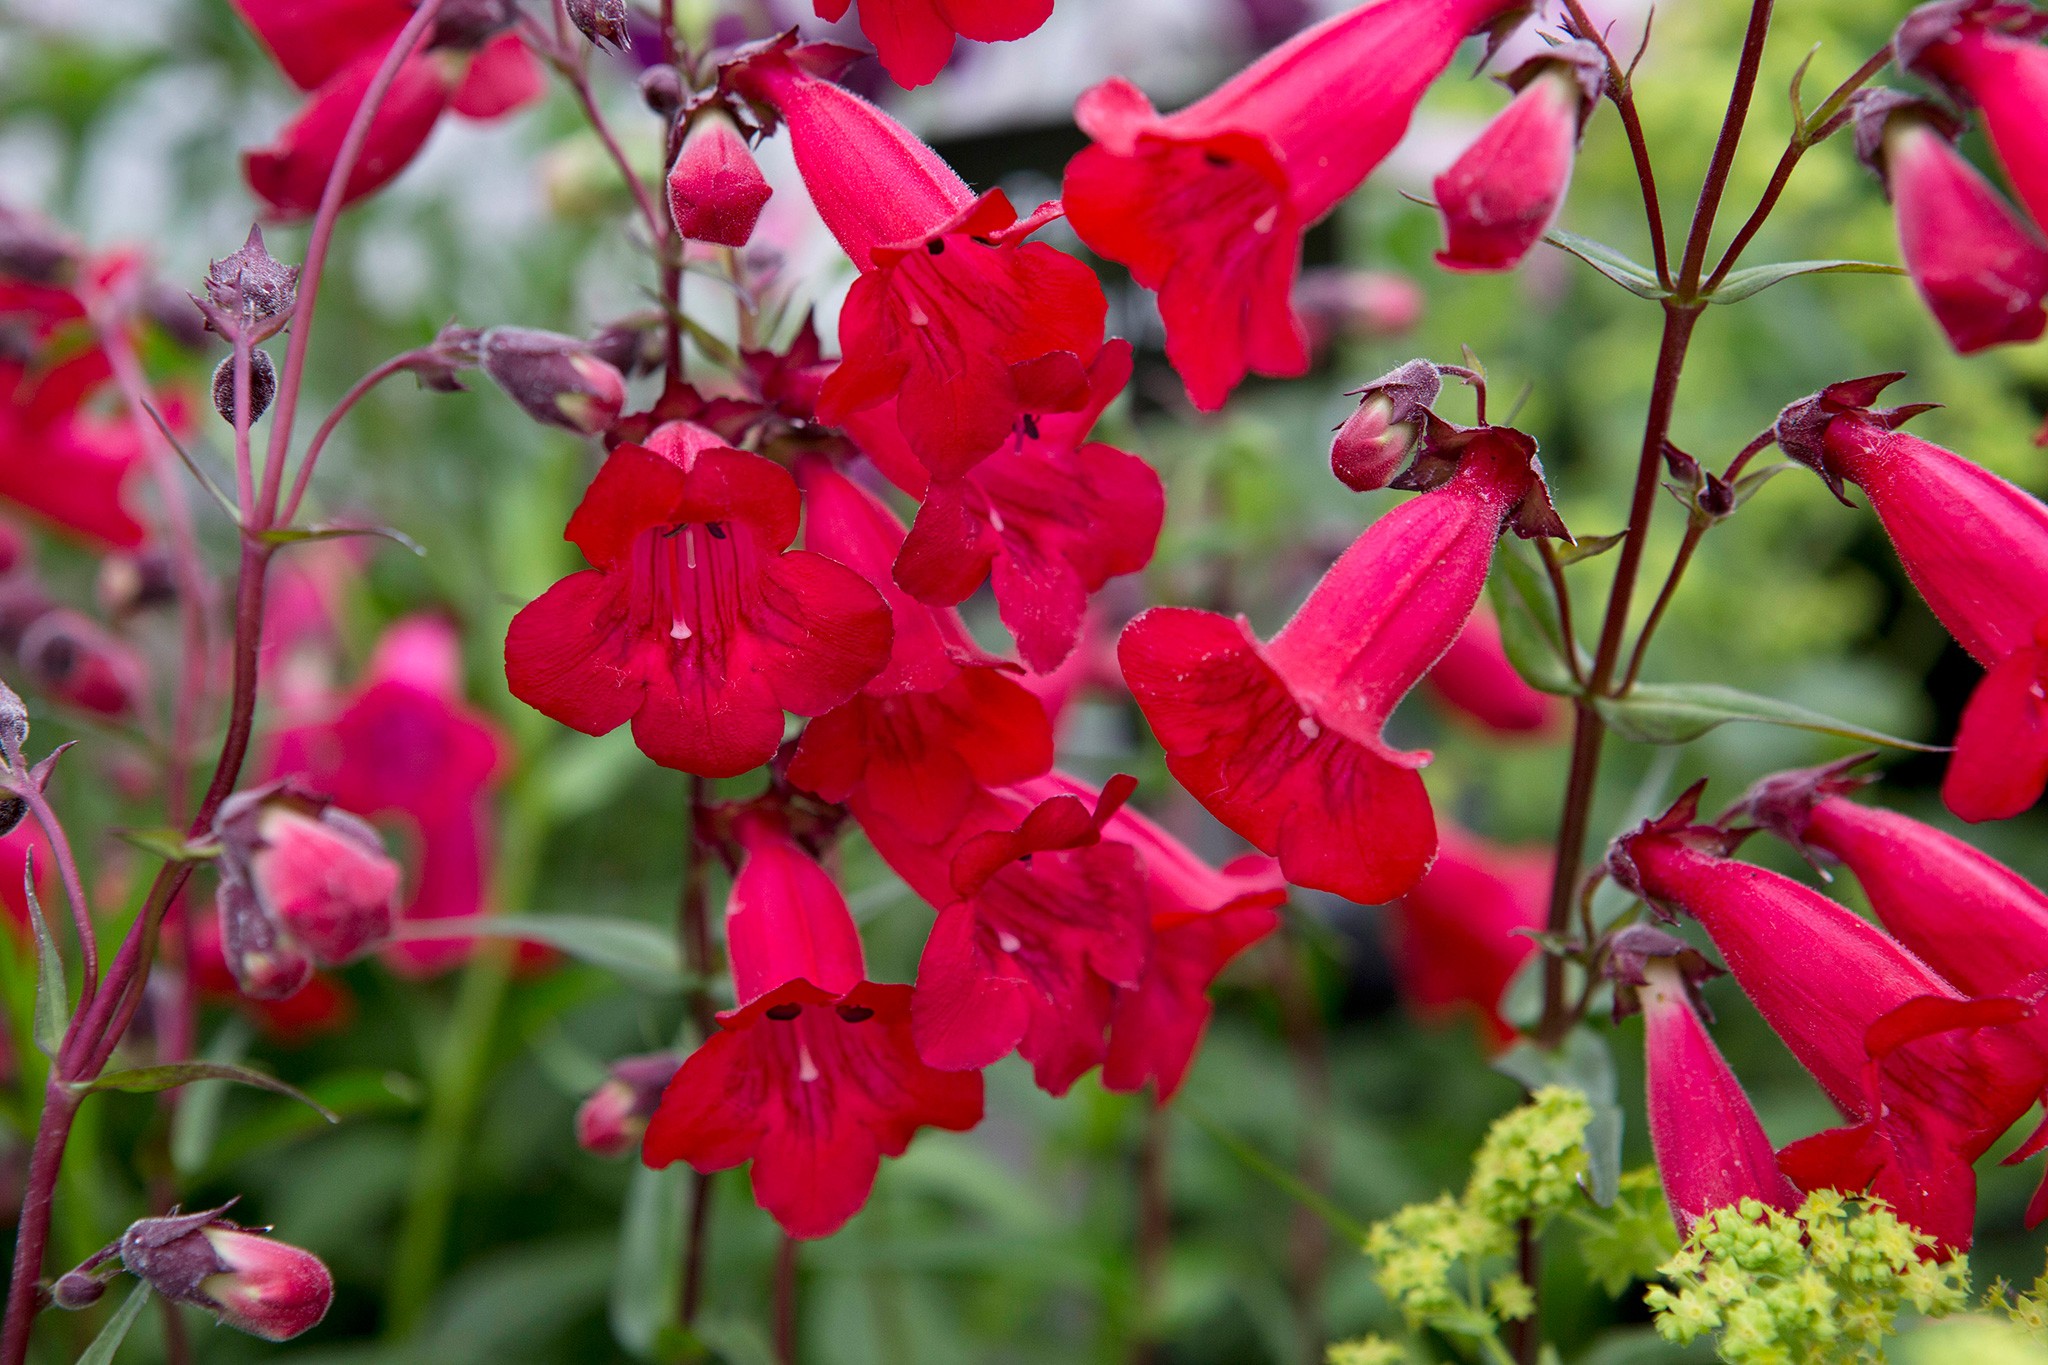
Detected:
[
  {"left": 204, "top": 226, "right": 298, "bottom": 340},
  {"left": 96, "top": 551, "right": 179, "bottom": 621},
  {"left": 430, "top": 0, "right": 515, "bottom": 49},
  {"left": 575, "top": 1052, "right": 681, "bottom": 1158},
  {"left": 0, "top": 678, "right": 25, "bottom": 832},
  {"left": 211, "top": 349, "right": 277, "bottom": 425},
  {"left": 120, "top": 1206, "right": 333, "bottom": 1341},
  {"left": 566, "top": 0, "right": 630, "bottom": 50},
  {"left": 0, "top": 203, "right": 77, "bottom": 284},
  {"left": 142, "top": 279, "right": 212, "bottom": 350},
  {"left": 50, "top": 1271, "right": 107, "bottom": 1310},
  {"left": 479, "top": 327, "right": 627, "bottom": 435},
  {"left": 1330, "top": 359, "right": 1442, "bottom": 492},
  {"left": 586, "top": 320, "right": 658, "bottom": 378},
  {"left": 16, "top": 610, "right": 145, "bottom": 719},
  {"left": 639, "top": 65, "right": 684, "bottom": 117},
  {"left": 668, "top": 116, "right": 773, "bottom": 248},
  {"left": 213, "top": 783, "right": 400, "bottom": 999}
]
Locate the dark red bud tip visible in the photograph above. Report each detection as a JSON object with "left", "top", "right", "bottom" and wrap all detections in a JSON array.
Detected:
[
  {"left": 668, "top": 118, "right": 774, "bottom": 248},
  {"left": 639, "top": 65, "right": 685, "bottom": 117},
  {"left": 203, "top": 225, "right": 298, "bottom": 340},
  {"left": 479, "top": 328, "right": 628, "bottom": 436},
  {"left": 429, "top": 0, "right": 516, "bottom": 49},
  {"left": 49, "top": 1272, "right": 106, "bottom": 1310},
  {"left": 1849, "top": 89, "right": 1963, "bottom": 182},
  {"left": 1605, "top": 923, "right": 1723, "bottom": 1020},
  {"left": 1726, "top": 754, "right": 1879, "bottom": 853},
  {"left": 1773, "top": 373, "right": 1914, "bottom": 501},
  {"left": 210, "top": 349, "right": 277, "bottom": 426},
  {"left": 565, "top": 0, "right": 630, "bottom": 50}
]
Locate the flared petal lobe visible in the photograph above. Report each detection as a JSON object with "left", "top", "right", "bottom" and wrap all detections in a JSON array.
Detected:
[
  {"left": 1944, "top": 629, "right": 2048, "bottom": 822},
  {"left": 243, "top": 44, "right": 462, "bottom": 220},
  {"left": 819, "top": 0, "right": 1056, "bottom": 89},
  {"left": 723, "top": 811, "right": 868, "bottom": 1006}
]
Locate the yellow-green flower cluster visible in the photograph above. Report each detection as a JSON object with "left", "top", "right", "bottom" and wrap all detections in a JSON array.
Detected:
[
  {"left": 1646, "top": 1189, "right": 1970, "bottom": 1363},
  {"left": 1324, "top": 1337, "right": 1408, "bottom": 1365},
  {"left": 1464, "top": 1085, "right": 1594, "bottom": 1229}
]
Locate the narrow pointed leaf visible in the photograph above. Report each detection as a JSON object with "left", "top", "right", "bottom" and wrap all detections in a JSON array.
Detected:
[
  {"left": 610, "top": 1162, "right": 686, "bottom": 1357},
  {"left": 23, "top": 864, "right": 67, "bottom": 1060},
  {"left": 78, "top": 1283, "right": 152, "bottom": 1365},
  {"left": 1543, "top": 229, "right": 1668, "bottom": 299},
  {"left": 78, "top": 1061, "right": 340, "bottom": 1122},
  {"left": 259, "top": 523, "right": 425, "bottom": 555},
  {"left": 1489, "top": 543, "right": 1580, "bottom": 696},
  {"left": 1708, "top": 259, "right": 1904, "bottom": 305},
  {"left": 1556, "top": 531, "right": 1625, "bottom": 566},
  {"left": 113, "top": 826, "right": 216, "bottom": 864},
  {"left": 1595, "top": 682, "right": 1941, "bottom": 750},
  {"left": 394, "top": 914, "right": 690, "bottom": 993}
]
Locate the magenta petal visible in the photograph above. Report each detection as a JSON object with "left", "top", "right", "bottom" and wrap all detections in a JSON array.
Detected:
[{"left": 1944, "top": 643, "right": 2048, "bottom": 822}]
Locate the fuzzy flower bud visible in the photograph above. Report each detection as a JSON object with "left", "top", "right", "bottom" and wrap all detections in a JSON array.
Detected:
[
  {"left": 211, "top": 349, "right": 277, "bottom": 426},
  {"left": 212, "top": 781, "right": 400, "bottom": 1000},
  {"left": 96, "top": 551, "right": 179, "bottom": 622},
  {"left": 1331, "top": 360, "right": 1441, "bottom": 492},
  {"left": 49, "top": 1271, "right": 106, "bottom": 1310},
  {"left": 667, "top": 116, "right": 773, "bottom": 248},
  {"left": 119, "top": 1206, "right": 333, "bottom": 1341},
  {"left": 575, "top": 1052, "right": 682, "bottom": 1158},
  {"left": 565, "top": 0, "right": 630, "bottom": 51},
  {"left": 479, "top": 327, "right": 628, "bottom": 436},
  {"left": 202, "top": 226, "right": 298, "bottom": 341},
  {"left": 16, "top": 610, "right": 146, "bottom": 719}
]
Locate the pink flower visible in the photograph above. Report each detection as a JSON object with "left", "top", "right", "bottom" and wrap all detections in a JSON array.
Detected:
[
  {"left": 849, "top": 341, "right": 1163, "bottom": 674},
  {"left": 1853, "top": 91, "right": 2048, "bottom": 353},
  {"left": 667, "top": 116, "right": 773, "bottom": 247},
  {"left": 1061, "top": 0, "right": 1533, "bottom": 409},
  {"left": 503, "top": 421, "right": 893, "bottom": 778},
  {"left": 1610, "top": 785, "right": 2048, "bottom": 1250},
  {"left": 1898, "top": 1, "right": 2048, "bottom": 237},
  {"left": 1389, "top": 825, "right": 1548, "bottom": 1043},
  {"left": 1434, "top": 45, "right": 1601, "bottom": 273},
  {"left": 813, "top": 0, "right": 1056, "bottom": 89},
  {"left": 1611, "top": 928, "right": 1801, "bottom": 1237},
  {"left": 1422, "top": 605, "right": 1559, "bottom": 735},
  {"left": 726, "top": 41, "right": 1105, "bottom": 478},
  {"left": 1777, "top": 376, "right": 2048, "bottom": 820},
  {"left": 785, "top": 460, "right": 1053, "bottom": 844},
  {"left": 643, "top": 815, "right": 982, "bottom": 1239},
  {"left": 1118, "top": 425, "right": 1564, "bottom": 904},
  {"left": 232, "top": 0, "right": 544, "bottom": 219},
  {"left": 119, "top": 1207, "right": 333, "bottom": 1341},
  {"left": 576, "top": 1053, "right": 683, "bottom": 1159}
]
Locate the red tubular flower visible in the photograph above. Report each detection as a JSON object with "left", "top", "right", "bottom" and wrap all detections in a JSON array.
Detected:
[
  {"left": 232, "top": 0, "right": 544, "bottom": 219},
  {"left": 785, "top": 461, "right": 1053, "bottom": 843},
  {"left": 1777, "top": 376, "right": 2048, "bottom": 820},
  {"left": 907, "top": 775, "right": 1151, "bottom": 1094},
  {"left": 726, "top": 42, "right": 1105, "bottom": 478},
  {"left": 1118, "top": 425, "right": 1565, "bottom": 905},
  {"left": 667, "top": 116, "right": 773, "bottom": 247},
  {"left": 813, "top": 0, "right": 1055, "bottom": 89},
  {"left": 1610, "top": 786, "right": 2048, "bottom": 1250},
  {"left": 1898, "top": 1, "right": 2048, "bottom": 237},
  {"left": 504, "top": 421, "right": 892, "bottom": 778},
  {"left": 849, "top": 340, "right": 1163, "bottom": 673},
  {"left": 1433, "top": 45, "right": 1601, "bottom": 273},
  {"left": 1852, "top": 91, "right": 2048, "bottom": 353},
  {"left": 1613, "top": 933, "right": 1802, "bottom": 1237},
  {"left": 1061, "top": 0, "right": 1532, "bottom": 410},
  {"left": 1422, "top": 604, "right": 1559, "bottom": 734},
  {"left": 270, "top": 616, "right": 511, "bottom": 975},
  {"left": 1389, "top": 825, "right": 1547, "bottom": 1043},
  {"left": 14, "top": 608, "right": 147, "bottom": 719},
  {"left": 643, "top": 820, "right": 982, "bottom": 1240},
  {"left": 120, "top": 1207, "right": 333, "bottom": 1341}
]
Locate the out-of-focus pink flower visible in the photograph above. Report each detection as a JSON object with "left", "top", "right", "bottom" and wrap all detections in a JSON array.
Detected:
[
  {"left": 575, "top": 1052, "right": 682, "bottom": 1159},
  {"left": 1853, "top": 90, "right": 2048, "bottom": 353},
  {"left": 1294, "top": 269, "right": 1425, "bottom": 353},
  {"left": 1422, "top": 604, "right": 1559, "bottom": 734},
  {"left": 188, "top": 907, "right": 356, "bottom": 1042},
  {"left": 1061, "top": 0, "right": 1533, "bottom": 409},
  {"left": 1898, "top": 1, "right": 2048, "bottom": 237},
  {"left": 231, "top": 0, "right": 545, "bottom": 219},
  {"left": 1389, "top": 825, "right": 1546, "bottom": 1043},
  {"left": 812, "top": 0, "right": 1056, "bottom": 89},
  {"left": 1433, "top": 45, "right": 1601, "bottom": 273}
]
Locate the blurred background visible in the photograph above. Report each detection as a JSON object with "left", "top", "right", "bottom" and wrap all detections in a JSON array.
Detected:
[{"left": 0, "top": 0, "right": 2045, "bottom": 1360}]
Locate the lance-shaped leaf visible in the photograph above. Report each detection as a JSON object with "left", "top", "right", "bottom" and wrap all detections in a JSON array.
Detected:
[
  {"left": 258, "top": 523, "right": 425, "bottom": 555},
  {"left": 23, "top": 864, "right": 68, "bottom": 1060},
  {"left": 395, "top": 914, "right": 691, "bottom": 994},
  {"left": 75, "top": 1061, "right": 339, "bottom": 1122},
  {"left": 1488, "top": 542, "right": 1582, "bottom": 696},
  {"left": 78, "top": 1283, "right": 153, "bottom": 1365},
  {"left": 1544, "top": 229, "right": 1668, "bottom": 299},
  {"left": 1707, "top": 259, "right": 1904, "bottom": 305},
  {"left": 1594, "top": 682, "right": 1941, "bottom": 750}
]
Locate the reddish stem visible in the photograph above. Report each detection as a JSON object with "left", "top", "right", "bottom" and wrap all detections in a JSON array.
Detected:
[
  {"left": 1676, "top": 0, "right": 1776, "bottom": 296},
  {"left": 7, "top": 771, "right": 99, "bottom": 1015},
  {"left": 1559, "top": 0, "right": 1672, "bottom": 288},
  {"left": 281, "top": 348, "right": 429, "bottom": 525},
  {"left": 0, "top": 1087, "right": 77, "bottom": 1365},
  {"left": 774, "top": 1235, "right": 799, "bottom": 1365}
]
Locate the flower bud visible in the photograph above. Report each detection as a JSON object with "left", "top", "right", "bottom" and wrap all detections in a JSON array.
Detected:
[
  {"left": 96, "top": 551, "right": 179, "bottom": 622},
  {"left": 574, "top": 1052, "right": 681, "bottom": 1158},
  {"left": 667, "top": 116, "right": 773, "bottom": 248},
  {"left": 49, "top": 1271, "right": 106, "bottom": 1310},
  {"left": 1330, "top": 359, "right": 1441, "bottom": 491},
  {"left": 0, "top": 203, "right": 77, "bottom": 284},
  {"left": 565, "top": 0, "right": 630, "bottom": 51},
  {"left": 213, "top": 782, "right": 400, "bottom": 999},
  {"left": 639, "top": 65, "right": 685, "bottom": 117},
  {"left": 15, "top": 610, "right": 146, "bottom": 719},
  {"left": 211, "top": 349, "right": 278, "bottom": 425},
  {"left": 1293, "top": 268, "right": 1424, "bottom": 348},
  {"left": 430, "top": 0, "right": 516, "bottom": 49},
  {"left": 0, "top": 678, "right": 26, "bottom": 754},
  {"left": 478, "top": 327, "right": 628, "bottom": 435},
  {"left": 120, "top": 1207, "right": 333, "bottom": 1341},
  {"left": 202, "top": 226, "right": 298, "bottom": 341},
  {"left": 1433, "top": 45, "right": 1602, "bottom": 273}
]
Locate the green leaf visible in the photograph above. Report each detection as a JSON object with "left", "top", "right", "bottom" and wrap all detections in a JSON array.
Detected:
[
  {"left": 77, "top": 1061, "right": 339, "bottom": 1122},
  {"left": 609, "top": 1162, "right": 686, "bottom": 1359},
  {"left": 394, "top": 914, "right": 689, "bottom": 994},
  {"left": 169, "top": 1016, "right": 255, "bottom": 1177},
  {"left": 1488, "top": 543, "right": 1580, "bottom": 696},
  {"left": 259, "top": 523, "right": 425, "bottom": 555},
  {"left": 1544, "top": 229, "right": 1668, "bottom": 299},
  {"left": 1494, "top": 1028, "right": 1623, "bottom": 1206},
  {"left": 1570, "top": 1169, "right": 1680, "bottom": 1295},
  {"left": 22, "top": 864, "right": 67, "bottom": 1060},
  {"left": 1595, "top": 681, "right": 1941, "bottom": 750},
  {"left": 78, "top": 1282, "right": 152, "bottom": 1365},
  {"left": 1184, "top": 1105, "right": 1373, "bottom": 1244},
  {"left": 199, "top": 1068, "right": 421, "bottom": 1176},
  {"left": 1708, "top": 259, "right": 1904, "bottom": 304},
  {"left": 112, "top": 826, "right": 215, "bottom": 864},
  {"left": 1556, "top": 531, "right": 1625, "bottom": 566}
]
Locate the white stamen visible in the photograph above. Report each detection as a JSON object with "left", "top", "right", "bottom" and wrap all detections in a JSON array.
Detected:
[
  {"left": 909, "top": 302, "right": 930, "bottom": 327},
  {"left": 684, "top": 530, "right": 697, "bottom": 570},
  {"left": 798, "top": 1041, "right": 820, "bottom": 1084},
  {"left": 1253, "top": 206, "right": 1278, "bottom": 234},
  {"left": 987, "top": 507, "right": 1006, "bottom": 534},
  {"left": 996, "top": 930, "right": 1022, "bottom": 954},
  {"left": 670, "top": 617, "right": 693, "bottom": 641},
  {"left": 1298, "top": 716, "right": 1321, "bottom": 740}
]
